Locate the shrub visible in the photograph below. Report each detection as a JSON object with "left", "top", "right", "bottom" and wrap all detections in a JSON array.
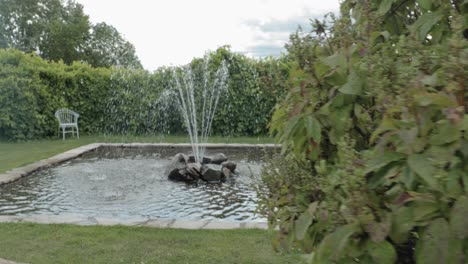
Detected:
[
  {"left": 259, "top": 1, "right": 468, "bottom": 263},
  {"left": 0, "top": 47, "right": 289, "bottom": 140}
]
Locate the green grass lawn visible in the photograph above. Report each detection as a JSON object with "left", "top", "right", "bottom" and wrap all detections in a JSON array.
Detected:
[
  {"left": 0, "top": 223, "right": 300, "bottom": 264},
  {"left": 0, "top": 134, "right": 293, "bottom": 264},
  {"left": 0, "top": 134, "right": 274, "bottom": 173}
]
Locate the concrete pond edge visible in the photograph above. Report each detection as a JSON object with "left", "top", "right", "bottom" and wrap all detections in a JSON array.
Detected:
[{"left": 0, "top": 143, "right": 279, "bottom": 230}]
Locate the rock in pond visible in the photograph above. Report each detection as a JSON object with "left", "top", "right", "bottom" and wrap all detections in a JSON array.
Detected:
[
  {"left": 210, "top": 153, "right": 228, "bottom": 165},
  {"left": 168, "top": 168, "right": 193, "bottom": 182},
  {"left": 167, "top": 153, "right": 235, "bottom": 183},
  {"left": 222, "top": 167, "right": 232, "bottom": 178},
  {"left": 200, "top": 164, "right": 224, "bottom": 182},
  {"left": 187, "top": 155, "right": 212, "bottom": 164},
  {"left": 221, "top": 161, "right": 237, "bottom": 172}
]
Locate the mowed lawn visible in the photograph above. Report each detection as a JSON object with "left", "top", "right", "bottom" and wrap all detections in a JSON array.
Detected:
[
  {"left": 0, "top": 135, "right": 296, "bottom": 264},
  {"left": 0, "top": 223, "right": 300, "bottom": 264}
]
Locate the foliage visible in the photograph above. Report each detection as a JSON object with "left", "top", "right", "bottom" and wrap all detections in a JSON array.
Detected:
[
  {"left": 0, "top": 50, "right": 60, "bottom": 140},
  {"left": 85, "top": 22, "right": 142, "bottom": 69},
  {"left": 260, "top": 0, "right": 468, "bottom": 263},
  {"left": 39, "top": 0, "right": 90, "bottom": 64},
  {"left": 103, "top": 67, "right": 180, "bottom": 135},
  {"left": 0, "top": 0, "right": 142, "bottom": 68},
  {"left": 0, "top": 49, "right": 115, "bottom": 140},
  {"left": 211, "top": 47, "right": 289, "bottom": 136},
  {"left": 0, "top": 47, "right": 288, "bottom": 140}
]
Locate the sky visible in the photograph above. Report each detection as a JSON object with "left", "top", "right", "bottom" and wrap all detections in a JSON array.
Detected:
[{"left": 75, "top": 0, "right": 340, "bottom": 71}]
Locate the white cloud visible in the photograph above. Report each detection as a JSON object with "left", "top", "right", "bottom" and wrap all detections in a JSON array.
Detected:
[{"left": 76, "top": 0, "right": 339, "bottom": 70}]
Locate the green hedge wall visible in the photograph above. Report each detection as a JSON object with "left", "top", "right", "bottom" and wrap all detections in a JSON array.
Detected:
[{"left": 0, "top": 48, "right": 288, "bottom": 141}]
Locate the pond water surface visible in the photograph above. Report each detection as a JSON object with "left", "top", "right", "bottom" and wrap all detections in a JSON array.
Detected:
[{"left": 0, "top": 146, "right": 266, "bottom": 222}]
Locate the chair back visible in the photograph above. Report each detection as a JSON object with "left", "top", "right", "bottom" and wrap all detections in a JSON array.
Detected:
[{"left": 55, "top": 108, "right": 79, "bottom": 124}]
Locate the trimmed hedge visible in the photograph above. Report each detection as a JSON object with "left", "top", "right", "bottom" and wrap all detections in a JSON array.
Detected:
[{"left": 0, "top": 48, "right": 288, "bottom": 141}]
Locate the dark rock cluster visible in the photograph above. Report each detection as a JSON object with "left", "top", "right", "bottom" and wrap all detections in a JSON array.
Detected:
[{"left": 166, "top": 153, "right": 237, "bottom": 183}]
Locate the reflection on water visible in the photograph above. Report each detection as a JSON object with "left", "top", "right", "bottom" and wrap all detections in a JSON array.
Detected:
[{"left": 0, "top": 147, "right": 266, "bottom": 222}]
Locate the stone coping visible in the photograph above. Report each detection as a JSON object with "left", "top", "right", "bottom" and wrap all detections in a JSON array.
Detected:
[
  {"left": 0, "top": 142, "right": 276, "bottom": 230},
  {"left": 0, "top": 214, "right": 268, "bottom": 230},
  {"left": 0, "top": 258, "right": 26, "bottom": 264},
  {"left": 0, "top": 143, "right": 102, "bottom": 186},
  {"left": 99, "top": 142, "right": 280, "bottom": 149}
]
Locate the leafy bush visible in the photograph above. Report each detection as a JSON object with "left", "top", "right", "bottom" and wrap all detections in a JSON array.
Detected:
[
  {"left": 0, "top": 47, "right": 289, "bottom": 141},
  {"left": 207, "top": 48, "right": 289, "bottom": 136},
  {"left": 0, "top": 50, "right": 62, "bottom": 140},
  {"left": 260, "top": 1, "right": 468, "bottom": 263}
]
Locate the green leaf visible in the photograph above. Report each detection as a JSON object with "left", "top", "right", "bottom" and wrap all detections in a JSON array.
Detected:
[
  {"left": 368, "top": 166, "right": 392, "bottom": 189},
  {"left": 314, "top": 61, "right": 331, "bottom": 78},
  {"left": 390, "top": 206, "right": 414, "bottom": 243},
  {"left": 325, "top": 71, "right": 347, "bottom": 86},
  {"left": 294, "top": 202, "right": 318, "bottom": 240},
  {"left": 397, "top": 128, "right": 418, "bottom": 146},
  {"left": 446, "top": 170, "right": 462, "bottom": 198},
  {"left": 365, "top": 220, "right": 391, "bottom": 242},
  {"left": 421, "top": 73, "right": 438, "bottom": 86},
  {"left": 401, "top": 166, "right": 415, "bottom": 189},
  {"left": 413, "top": 92, "right": 456, "bottom": 107},
  {"left": 316, "top": 223, "right": 360, "bottom": 262},
  {"left": 450, "top": 196, "right": 468, "bottom": 239},
  {"left": 305, "top": 115, "right": 321, "bottom": 144},
  {"left": 328, "top": 105, "right": 352, "bottom": 143},
  {"left": 415, "top": 218, "right": 450, "bottom": 264},
  {"left": 370, "top": 115, "right": 397, "bottom": 143},
  {"left": 411, "top": 11, "right": 444, "bottom": 41},
  {"left": 339, "top": 71, "right": 364, "bottom": 95},
  {"left": 431, "top": 121, "right": 461, "bottom": 145},
  {"left": 295, "top": 211, "right": 313, "bottom": 240},
  {"left": 407, "top": 154, "right": 437, "bottom": 189},
  {"left": 378, "top": 0, "right": 397, "bottom": 16},
  {"left": 371, "top": 31, "right": 391, "bottom": 45},
  {"left": 321, "top": 52, "right": 346, "bottom": 69},
  {"left": 448, "top": 239, "right": 465, "bottom": 264},
  {"left": 366, "top": 240, "right": 397, "bottom": 264},
  {"left": 366, "top": 151, "right": 405, "bottom": 173},
  {"left": 417, "top": 0, "right": 432, "bottom": 10},
  {"left": 462, "top": 115, "right": 468, "bottom": 133},
  {"left": 412, "top": 200, "right": 440, "bottom": 223}
]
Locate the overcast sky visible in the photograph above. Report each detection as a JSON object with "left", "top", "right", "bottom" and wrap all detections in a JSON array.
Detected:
[{"left": 75, "top": 0, "right": 339, "bottom": 71}]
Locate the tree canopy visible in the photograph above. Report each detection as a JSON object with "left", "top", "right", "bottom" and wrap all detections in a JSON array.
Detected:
[
  {"left": 0, "top": 0, "right": 142, "bottom": 68},
  {"left": 85, "top": 22, "right": 142, "bottom": 68}
]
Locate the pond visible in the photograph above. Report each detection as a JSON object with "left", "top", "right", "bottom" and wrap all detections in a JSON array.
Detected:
[{"left": 0, "top": 146, "right": 267, "bottom": 222}]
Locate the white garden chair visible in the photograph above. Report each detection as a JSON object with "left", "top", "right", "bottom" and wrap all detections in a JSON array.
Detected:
[{"left": 54, "top": 108, "right": 80, "bottom": 140}]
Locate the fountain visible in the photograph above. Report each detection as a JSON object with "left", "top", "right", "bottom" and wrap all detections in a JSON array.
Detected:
[
  {"left": 168, "top": 56, "right": 234, "bottom": 182},
  {"left": 0, "top": 55, "right": 272, "bottom": 223},
  {"left": 173, "top": 57, "right": 228, "bottom": 162}
]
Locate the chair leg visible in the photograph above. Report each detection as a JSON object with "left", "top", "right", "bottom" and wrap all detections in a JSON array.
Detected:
[
  {"left": 77, "top": 126, "right": 79, "bottom": 139},
  {"left": 63, "top": 127, "right": 65, "bottom": 140}
]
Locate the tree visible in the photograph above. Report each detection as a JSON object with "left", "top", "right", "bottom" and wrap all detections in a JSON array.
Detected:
[
  {"left": 0, "top": 0, "right": 52, "bottom": 52},
  {"left": 0, "top": 0, "right": 142, "bottom": 68},
  {"left": 85, "top": 22, "right": 142, "bottom": 69},
  {"left": 39, "top": 0, "right": 90, "bottom": 64}
]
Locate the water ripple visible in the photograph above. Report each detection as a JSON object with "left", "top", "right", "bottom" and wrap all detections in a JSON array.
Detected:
[{"left": 0, "top": 148, "right": 266, "bottom": 221}]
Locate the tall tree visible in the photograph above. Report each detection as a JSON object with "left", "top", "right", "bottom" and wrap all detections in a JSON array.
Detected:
[
  {"left": 0, "top": 0, "right": 142, "bottom": 68},
  {"left": 39, "top": 0, "right": 90, "bottom": 64},
  {"left": 0, "top": 0, "right": 51, "bottom": 52},
  {"left": 85, "top": 22, "right": 142, "bottom": 69}
]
